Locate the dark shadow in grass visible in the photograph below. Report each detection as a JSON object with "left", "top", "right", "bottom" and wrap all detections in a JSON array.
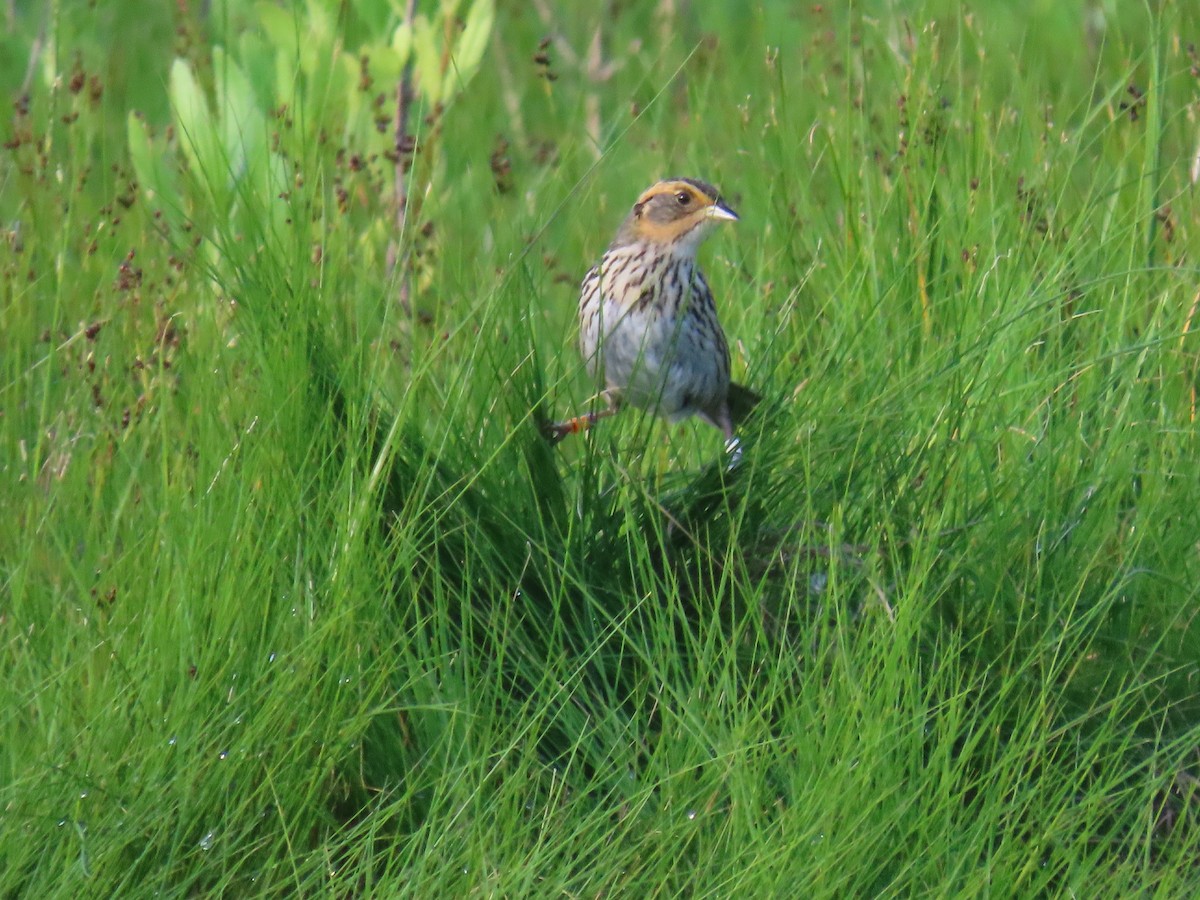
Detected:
[{"left": 294, "top": 298, "right": 1200, "bottom": 874}]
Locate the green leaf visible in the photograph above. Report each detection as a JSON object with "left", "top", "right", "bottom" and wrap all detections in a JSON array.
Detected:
[
  {"left": 368, "top": 44, "right": 407, "bottom": 84},
  {"left": 349, "top": 0, "right": 392, "bottom": 34},
  {"left": 254, "top": 0, "right": 300, "bottom": 60},
  {"left": 214, "top": 47, "right": 267, "bottom": 192},
  {"left": 169, "top": 58, "right": 223, "bottom": 199},
  {"left": 125, "top": 111, "right": 181, "bottom": 224},
  {"left": 237, "top": 30, "right": 278, "bottom": 105},
  {"left": 391, "top": 20, "right": 413, "bottom": 66},
  {"left": 412, "top": 14, "right": 442, "bottom": 109},
  {"left": 450, "top": 0, "right": 494, "bottom": 99}
]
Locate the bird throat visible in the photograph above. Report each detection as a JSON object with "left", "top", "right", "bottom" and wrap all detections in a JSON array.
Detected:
[{"left": 601, "top": 243, "right": 695, "bottom": 316}]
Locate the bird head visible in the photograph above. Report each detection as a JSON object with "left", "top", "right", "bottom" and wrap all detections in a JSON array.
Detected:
[{"left": 613, "top": 178, "right": 738, "bottom": 253}]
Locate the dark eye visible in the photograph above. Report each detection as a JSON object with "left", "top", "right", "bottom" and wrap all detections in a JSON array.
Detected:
[{"left": 675, "top": 191, "right": 691, "bottom": 206}]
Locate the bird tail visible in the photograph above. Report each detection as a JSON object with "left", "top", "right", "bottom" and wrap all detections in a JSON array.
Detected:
[{"left": 727, "top": 381, "right": 761, "bottom": 426}]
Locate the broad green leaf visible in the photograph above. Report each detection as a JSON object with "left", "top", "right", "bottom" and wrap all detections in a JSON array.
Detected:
[
  {"left": 214, "top": 47, "right": 272, "bottom": 207},
  {"left": 335, "top": 53, "right": 370, "bottom": 143},
  {"left": 125, "top": 111, "right": 180, "bottom": 221},
  {"left": 254, "top": 2, "right": 300, "bottom": 62},
  {"left": 170, "top": 58, "right": 223, "bottom": 200},
  {"left": 450, "top": 0, "right": 494, "bottom": 98},
  {"left": 441, "top": 0, "right": 463, "bottom": 20},
  {"left": 368, "top": 44, "right": 407, "bottom": 84},
  {"left": 237, "top": 30, "right": 278, "bottom": 106},
  {"left": 412, "top": 14, "right": 442, "bottom": 109},
  {"left": 391, "top": 21, "right": 413, "bottom": 63},
  {"left": 304, "top": 0, "right": 335, "bottom": 48},
  {"left": 350, "top": 0, "right": 392, "bottom": 33}
]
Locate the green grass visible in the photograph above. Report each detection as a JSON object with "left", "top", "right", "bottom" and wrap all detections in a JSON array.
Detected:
[{"left": 4, "top": 1, "right": 1200, "bottom": 895}]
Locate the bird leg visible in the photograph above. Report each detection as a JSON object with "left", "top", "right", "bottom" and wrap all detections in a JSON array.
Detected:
[
  {"left": 542, "top": 392, "right": 620, "bottom": 444},
  {"left": 712, "top": 404, "right": 745, "bottom": 468},
  {"left": 724, "top": 435, "right": 744, "bottom": 468}
]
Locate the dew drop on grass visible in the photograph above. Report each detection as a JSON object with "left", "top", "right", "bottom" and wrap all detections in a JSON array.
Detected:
[
  {"left": 686, "top": 810, "right": 696, "bottom": 821},
  {"left": 199, "top": 831, "right": 215, "bottom": 851},
  {"left": 167, "top": 736, "right": 177, "bottom": 746},
  {"left": 218, "top": 750, "right": 229, "bottom": 760}
]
